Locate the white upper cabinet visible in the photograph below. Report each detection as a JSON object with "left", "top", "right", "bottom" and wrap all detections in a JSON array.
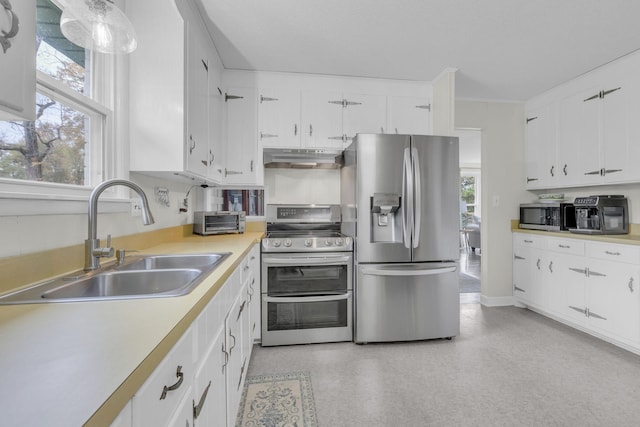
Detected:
[
  {"left": 186, "top": 21, "right": 211, "bottom": 179},
  {"left": 300, "top": 90, "right": 345, "bottom": 149},
  {"left": 524, "top": 104, "right": 557, "bottom": 189},
  {"left": 258, "top": 88, "right": 301, "bottom": 148},
  {"left": 526, "top": 50, "right": 640, "bottom": 189},
  {"left": 342, "top": 93, "right": 387, "bottom": 140},
  {"left": 129, "top": 0, "right": 225, "bottom": 184},
  {"left": 225, "top": 86, "right": 262, "bottom": 185},
  {"left": 0, "top": 0, "right": 35, "bottom": 121},
  {"left": 388, "top": 95, "right": 431, "bottom": 135}
]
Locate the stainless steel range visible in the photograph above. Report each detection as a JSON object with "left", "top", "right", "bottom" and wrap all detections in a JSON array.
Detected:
[{"left": 261, "top": 204, "right": 353, "bottom": 346}]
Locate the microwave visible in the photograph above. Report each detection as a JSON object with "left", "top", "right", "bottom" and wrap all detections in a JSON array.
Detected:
[
  {"left": 519, "top": 202, "right": 576, "bottom": 232},
  {"left": 193, "top": 211, "right": 246, "bottom": 235}
]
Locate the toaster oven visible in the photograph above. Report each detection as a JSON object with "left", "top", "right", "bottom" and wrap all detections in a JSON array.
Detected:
[{"left": 193, "top": 211, "right": 246, "bottom": 235}]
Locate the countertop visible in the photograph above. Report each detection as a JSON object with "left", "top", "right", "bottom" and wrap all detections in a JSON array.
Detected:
[
  {"left": 0, "top": 232, "right": 263, "bottom": 426},
  {"left": 512, "top": 225, "right": 640, "bottom": 245}
]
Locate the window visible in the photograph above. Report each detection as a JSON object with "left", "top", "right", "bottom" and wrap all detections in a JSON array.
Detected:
[
  {"left": 0, "top": 0, "right": 113, "bottom": 200},
  {"left": 0, "top": 0, "right": 123, "bottom": 215},
  {"left": 460, "top": 170, "right": 481, "bottom": 228}
]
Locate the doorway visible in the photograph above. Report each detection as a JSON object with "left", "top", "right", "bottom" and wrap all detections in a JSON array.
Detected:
[{"left": 456, "top": 129, "right": 482, "bottom": 303}]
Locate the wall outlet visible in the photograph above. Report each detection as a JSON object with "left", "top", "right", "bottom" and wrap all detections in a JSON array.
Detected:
[{"left": 131, "top": 199, "right": 142, "bottom": 217}]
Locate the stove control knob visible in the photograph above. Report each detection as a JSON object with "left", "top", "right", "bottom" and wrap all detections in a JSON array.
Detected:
[
  {"left": 283, "top": 239, "right": 292, "bottom": 247},
  {"left": 304, "top": 239, "right": 313, "bottom": 247},
  {"left": 335, "top": 238, "right": 344, "bottom": 246},
  {"left": 325, "top": 239, "right": 333, "bottom": 246},
  {"left": 345, "top": 237, "right": 352, "bottom": 246},
  {"left": 272, "top": 239, "right": 281, "bottom": 247}
]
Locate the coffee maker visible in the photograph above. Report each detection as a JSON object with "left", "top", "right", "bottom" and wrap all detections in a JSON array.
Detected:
[{"left": 569, "top": 195, "right": 629, "bottom": 235}]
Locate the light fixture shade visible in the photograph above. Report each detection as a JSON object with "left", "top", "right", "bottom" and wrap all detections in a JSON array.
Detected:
[{"left": 60, "top": 0, "right": 137, "bottom": 54}]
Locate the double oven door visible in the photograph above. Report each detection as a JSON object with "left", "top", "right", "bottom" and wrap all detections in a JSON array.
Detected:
[{"left": 261, "top": 252, "right": 353, "bottom": 346}]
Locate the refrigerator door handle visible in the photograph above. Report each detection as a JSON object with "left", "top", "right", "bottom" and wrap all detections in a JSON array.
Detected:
[
  {"left": 411, "top": 147, "right": 421, "bottom": 248},
  {"left": 361, "top": 266, "right": 457, "bottom": 276},
  {"left": 402, "top": 147, "right": 413, "bottom": 249}
]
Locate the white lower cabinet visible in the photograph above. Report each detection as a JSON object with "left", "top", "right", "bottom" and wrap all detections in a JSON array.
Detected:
[
  {"left": 120, "top": 248, "right": 260, "bottom": 426},
  {"left": 247, "top": 245, "right": 261, "bottom": 342},
  {"left": 514, "top": 233, "right": 640, "bottom": 352}
]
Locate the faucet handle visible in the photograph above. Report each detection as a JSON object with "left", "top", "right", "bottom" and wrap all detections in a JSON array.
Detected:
[
  {"left": 116, "top": 249, "right": 139, "bottom": 265},
  {"left": 92, "top": 234, "right": 114, "bottom": 258}
]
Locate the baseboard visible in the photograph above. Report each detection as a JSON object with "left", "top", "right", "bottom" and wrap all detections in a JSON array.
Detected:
[{"left": 480, "top": 294, "right": 515, "bottom": 307}]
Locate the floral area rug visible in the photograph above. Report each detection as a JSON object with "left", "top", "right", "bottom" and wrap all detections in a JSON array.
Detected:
[{"left": 236, "top": 371, "right": 318, "bottom": 427}]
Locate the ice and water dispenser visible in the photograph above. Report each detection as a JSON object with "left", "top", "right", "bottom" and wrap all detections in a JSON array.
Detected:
[{"left": 371, "top": 193, "right": 402, "bottom": 243}]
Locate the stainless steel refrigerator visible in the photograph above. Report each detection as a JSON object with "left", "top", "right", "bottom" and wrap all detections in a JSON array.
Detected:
[{"left": 341, "top": 134, "right": 460, "bottom": 343}]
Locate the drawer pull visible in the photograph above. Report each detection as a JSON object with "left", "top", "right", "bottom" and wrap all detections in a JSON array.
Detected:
[
  {"left": 229, "top": 331, "right": 237, "bottom": 354},
  {"left": 558, "top": 244, "right": 571, "bottom": 249},
  {"left": 160, "top": 366, "right": 184, "bottom": 400},
  {"left": 524, "top": 239, "right": 533, "bottom": 244},
  {"left": 237, "top": 301, "right": 247, "bottom": 321},
  {"left": 221, "top": 342, "right": 229, "bottom": 374},
  {"left": 193, "top": 381, "right": 212, "bottom": 419},
  {"left": 629, "top": 277, "right": 635, "bottom": 293},
  {"left": 604, "top": 250, "right": 621, "bottom": 256},
  {"left": 548, "top": 261, "right": 553, "bottom": 273}
]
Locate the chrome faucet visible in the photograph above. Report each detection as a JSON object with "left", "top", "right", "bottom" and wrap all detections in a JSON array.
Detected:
[{"left": 85, "top": 179, "right": 155, "bottom": 271}]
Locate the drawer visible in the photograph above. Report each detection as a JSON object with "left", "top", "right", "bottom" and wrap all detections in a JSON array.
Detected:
[
  {"left": 546, "top": 237, "right": 585, "bottom": 256},
  {"left": 588, "top": 241, "right": 640, "bottom": 264},
  {"left": 132, "top": 328, "right": 194, "bottom": 427},
  {"left": 513, "top": 233, "right": 545, "bottom": 249}
]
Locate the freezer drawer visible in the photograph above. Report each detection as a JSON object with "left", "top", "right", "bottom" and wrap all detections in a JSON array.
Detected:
[{"left": 355, "top": 262, "right": 460, "bottom": 343}]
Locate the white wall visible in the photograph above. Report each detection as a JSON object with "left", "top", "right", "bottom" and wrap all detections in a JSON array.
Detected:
[
  {"left": 0, "top": 173, "right": 194, "bottom": 258},
  {"left": 264, "top": 169, "right": 340, "bottom": 205},
  {"left": 456, "top": 100, "right": 528, "bottom": 306}
]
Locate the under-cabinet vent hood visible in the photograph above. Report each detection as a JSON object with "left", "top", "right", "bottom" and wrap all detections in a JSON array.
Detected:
[{"left": 263, "top": 148, "right": 344, "bottom": 169}]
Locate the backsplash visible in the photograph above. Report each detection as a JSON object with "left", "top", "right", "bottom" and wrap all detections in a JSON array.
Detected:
[{"left": 264, "top": 168, "right": 340, "bottom": 205}]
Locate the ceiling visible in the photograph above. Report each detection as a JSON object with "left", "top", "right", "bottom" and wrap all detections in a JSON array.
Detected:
[{"left": 197, "top": 0, "right": 640, "bottom": 102}]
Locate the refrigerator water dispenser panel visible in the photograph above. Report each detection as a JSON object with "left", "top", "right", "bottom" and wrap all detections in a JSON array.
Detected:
[{"left": 371, "top": 193, "right": 402, "bottom": 242}]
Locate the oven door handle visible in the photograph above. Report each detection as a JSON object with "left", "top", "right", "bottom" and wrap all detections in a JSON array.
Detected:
[
  {"left": 264, "top": 294, "right": 350, "bottom": 303},
  {"left": 361, "top": 266, "right": 457, "bottom": 276},
  {"left": 262, "top": 255, "right": 352, "bottom": 265}
]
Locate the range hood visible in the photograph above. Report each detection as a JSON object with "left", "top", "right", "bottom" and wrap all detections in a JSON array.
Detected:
[{"left": 263, "top": 148, "right": 344, "bottom": 169}]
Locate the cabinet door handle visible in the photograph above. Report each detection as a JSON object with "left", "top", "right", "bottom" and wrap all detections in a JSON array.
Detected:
[
  {"left": 514, "top": 285, "right": 526, "bottom": 293},
  {"left": 550, "top": 165, "right": 555, "bottom": 177},
  {"left": 228, "top": 330, "right": 236, "bottom": 354},
  {"left": 548, "top": 261, "right": 553, "bottom": 273},
  {"left": 526, "top": 177, "right": 539, "bottom": 183},
  {"left": 584, "top": 170, "right": 601, "bottom": 176},
  {"left": 380, "top": 127, "right": 384, "bottom": 133},
  {"left": 328, "top": 99, "right": 344, "bottom": 106},
  {"left": 0, "top": 0, "right": 19, "bottom": 54},
  {"left": 583, "top": 93, "right": 600, "bottom": 102},
  {"left": 221, "top": 342, "right": 229, "bottom": 373},
  {"left": 294, "top": 124, "right": 298, "bottom": 136},
  {"left": 344, "top": 100, "right": 362, "bottom": 107},
  {"left": 209, "top": 149, "right": 214, "bottom": 165},
  {"left": 189, "top": 135, "right": 196, "bottom": 154},
  {"left": 604, "top": 250, "right": 621, "bottom": 256},
  {"left": 524, "top": 239, "right": 533, "bottom": 244},
  {"left": 225, "top": 168, "right": 243, "bottom": 176},
  {"left": 526, "top": 116, "right": 538, "bottom": 123},
  {"left": 563, "top": 164, "right": 568, "bottom": 176},
  {"left": 193, "top": 381, "right": 211, "bottom": 419},
  {"left": 395, "top": 128, "right": 398, "bottom": 134},
  {"left": 237, "top": 358, "right": 247, "bottom": 391},
  {"left": 160, "top": 366, "right": 184, "bottom": 400},
  {"left": 309, "top": 124, "right": 313, "bottom": 136},
  {"left": 558, "top": 244, "right": 571, "bottom": 249},
  {"left": 250, "top": 160, "right": 254, "bottom": 172},
  {"left": 416, "top": 104, "right": 431, "bottom": 111},
  {"left": 260, "top": 95, "right": 278, "bottom": 103},
  {"left": 629, "top": 277, "right": 635, "bottom": 293},
  {"left": 514, "top": 254, "right": 525, "bottom": 260},
  {"left": 328, "top": 136, "right": 344, "bottom": 140},
  {"left": 536, "top": 258, "right": 541, "bottom": 270}
]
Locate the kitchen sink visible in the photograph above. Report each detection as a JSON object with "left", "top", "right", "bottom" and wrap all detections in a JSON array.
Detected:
[
  {"left": 41, "top": 269, "right": 203, "bottom": 300},
  {"left": 0, "top": 252, "right": 230, "bottom": 304}
]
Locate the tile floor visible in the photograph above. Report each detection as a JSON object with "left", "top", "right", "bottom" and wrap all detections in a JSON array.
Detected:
[{"left": 247, "top": 305, "right": 640, "bottom": 426}]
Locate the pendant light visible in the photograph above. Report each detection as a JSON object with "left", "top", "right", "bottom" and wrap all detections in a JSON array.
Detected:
[{"left": 60, "top": 0, "right": 137, "bottom": 54}]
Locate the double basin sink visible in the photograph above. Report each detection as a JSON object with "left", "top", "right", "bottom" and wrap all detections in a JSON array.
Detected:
[{"left": 0, "top": 253, "right": 230, "bottom": 304}]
